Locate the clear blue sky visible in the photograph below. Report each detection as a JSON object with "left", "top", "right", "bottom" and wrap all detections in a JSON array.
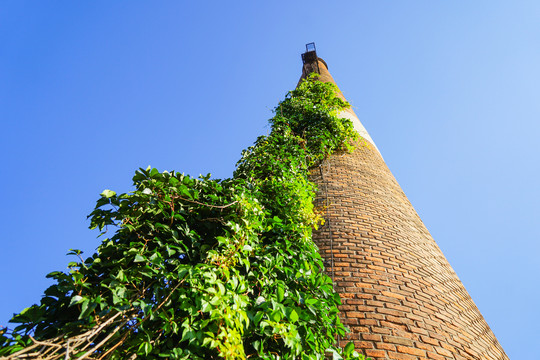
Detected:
[{"left": 1, "top": 2, "right": 538, "bottom": 358}]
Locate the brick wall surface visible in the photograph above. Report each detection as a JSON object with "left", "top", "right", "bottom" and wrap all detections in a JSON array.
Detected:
[
  {"left": 303, "top": 58, "right": 509, "bottom": 360},
  {"left": 310, "top": 144, "right": 508, "bottom": 360}
]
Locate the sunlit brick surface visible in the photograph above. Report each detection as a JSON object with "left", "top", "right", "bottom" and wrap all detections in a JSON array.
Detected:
[
  {"left": 311, "top": 144, "right": 508, "bottom": 360},
  {"left": 303, "top": 57, "right": 508, "bottom": 360}
]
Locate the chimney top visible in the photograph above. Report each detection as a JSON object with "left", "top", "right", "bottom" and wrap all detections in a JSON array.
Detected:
[
  {"left": 301, "top": 42, "right": 329, "bottom": 76},
  {"left": 301, "top": 42, "right": 318, "bottom": 70}
]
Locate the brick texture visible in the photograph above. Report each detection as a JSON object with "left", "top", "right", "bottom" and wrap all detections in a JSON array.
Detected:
[{"left": 303, "top": 57, "right": 509, "bottom": 360}]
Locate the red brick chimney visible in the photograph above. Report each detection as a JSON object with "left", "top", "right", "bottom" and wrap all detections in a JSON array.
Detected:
[{"left": 302, "top": 43, "right": 508, "bottom": 360}]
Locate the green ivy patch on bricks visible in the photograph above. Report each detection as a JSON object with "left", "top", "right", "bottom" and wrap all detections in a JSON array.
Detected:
[{"left": 0, "top": 74, "right": 368, "bottom": 360}]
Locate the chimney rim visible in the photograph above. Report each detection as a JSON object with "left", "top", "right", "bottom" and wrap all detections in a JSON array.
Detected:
[{"left": 317, "top": 58, "right": 329, "bottom": 70}]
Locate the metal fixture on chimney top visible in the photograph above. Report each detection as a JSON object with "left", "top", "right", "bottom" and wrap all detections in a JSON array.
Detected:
[{"left": 301, "top": 42, "right": 320, "bottom": 75}]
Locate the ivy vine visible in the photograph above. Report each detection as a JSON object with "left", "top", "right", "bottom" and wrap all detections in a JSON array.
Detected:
[{"left": 0, "top": 74, "right": 368, "bottom": 360}]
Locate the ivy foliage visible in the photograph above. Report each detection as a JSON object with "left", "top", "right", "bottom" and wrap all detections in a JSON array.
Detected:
[{"left": 0, "top": 74, "right": 367, "bottom": 360}]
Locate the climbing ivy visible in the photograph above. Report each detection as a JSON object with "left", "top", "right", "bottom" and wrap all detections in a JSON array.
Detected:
[{"left": 0, "top": 74, "right": 367, "bottom": 360}]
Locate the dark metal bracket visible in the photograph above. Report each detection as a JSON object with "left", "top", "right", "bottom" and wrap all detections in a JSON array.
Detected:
[{"left": 301, "top": 42, "right": 320, "bottom": 75}]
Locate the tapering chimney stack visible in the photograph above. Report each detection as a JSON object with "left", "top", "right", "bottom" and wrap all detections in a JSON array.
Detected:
[{"left": 304, "top": 44, "right": 508, "bottom": 360}]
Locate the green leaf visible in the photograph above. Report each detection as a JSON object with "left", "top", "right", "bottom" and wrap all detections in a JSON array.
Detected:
[
  {"left": 327, "top": 348, "right": 343, "bottom": 360},
  {"left": 134, "top": 254, "right": 145, "bottom": 263},
  {"left": 276, "top": 283, "right": 285, "bottom": 302},
  {"left": 344, "top": 341, "right": 355, "bottom": 355},
  {"left": 78, "top": 299, "right": 97, "bottom": 319},
  {"left": 270, "top": 310, "right": 282, "bottom": 322},
  {"left": 100, "top": 189, "right": 116, "bottom": 198},
  {"left": 288, "top": 309, "right": 298, "bottom": 323},
  {"left": 138, "top": 341, "right": 153, "bottom": 356},
  {"left": 150, "top": 168, "right": 160, "bottom": 177},
  {"left": 69, "top": 295, "right": 84, "bottom": 307},
  {"left": 216, "top": 282, "right": 225, "bottom": 295}
]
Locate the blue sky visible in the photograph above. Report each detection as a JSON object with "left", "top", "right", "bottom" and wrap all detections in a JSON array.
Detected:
[{"left": 1, "top": 2, "right": 539, "bottom": 358}]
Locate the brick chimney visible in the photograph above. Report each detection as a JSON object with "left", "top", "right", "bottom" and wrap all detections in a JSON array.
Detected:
[{"left": 302, "top": 43, "right": 508, "bottom": 360}]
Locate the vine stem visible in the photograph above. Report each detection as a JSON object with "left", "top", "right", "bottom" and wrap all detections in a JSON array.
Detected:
[{"left": 172, "top": 195, "right": 238, "bottom": 209}]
